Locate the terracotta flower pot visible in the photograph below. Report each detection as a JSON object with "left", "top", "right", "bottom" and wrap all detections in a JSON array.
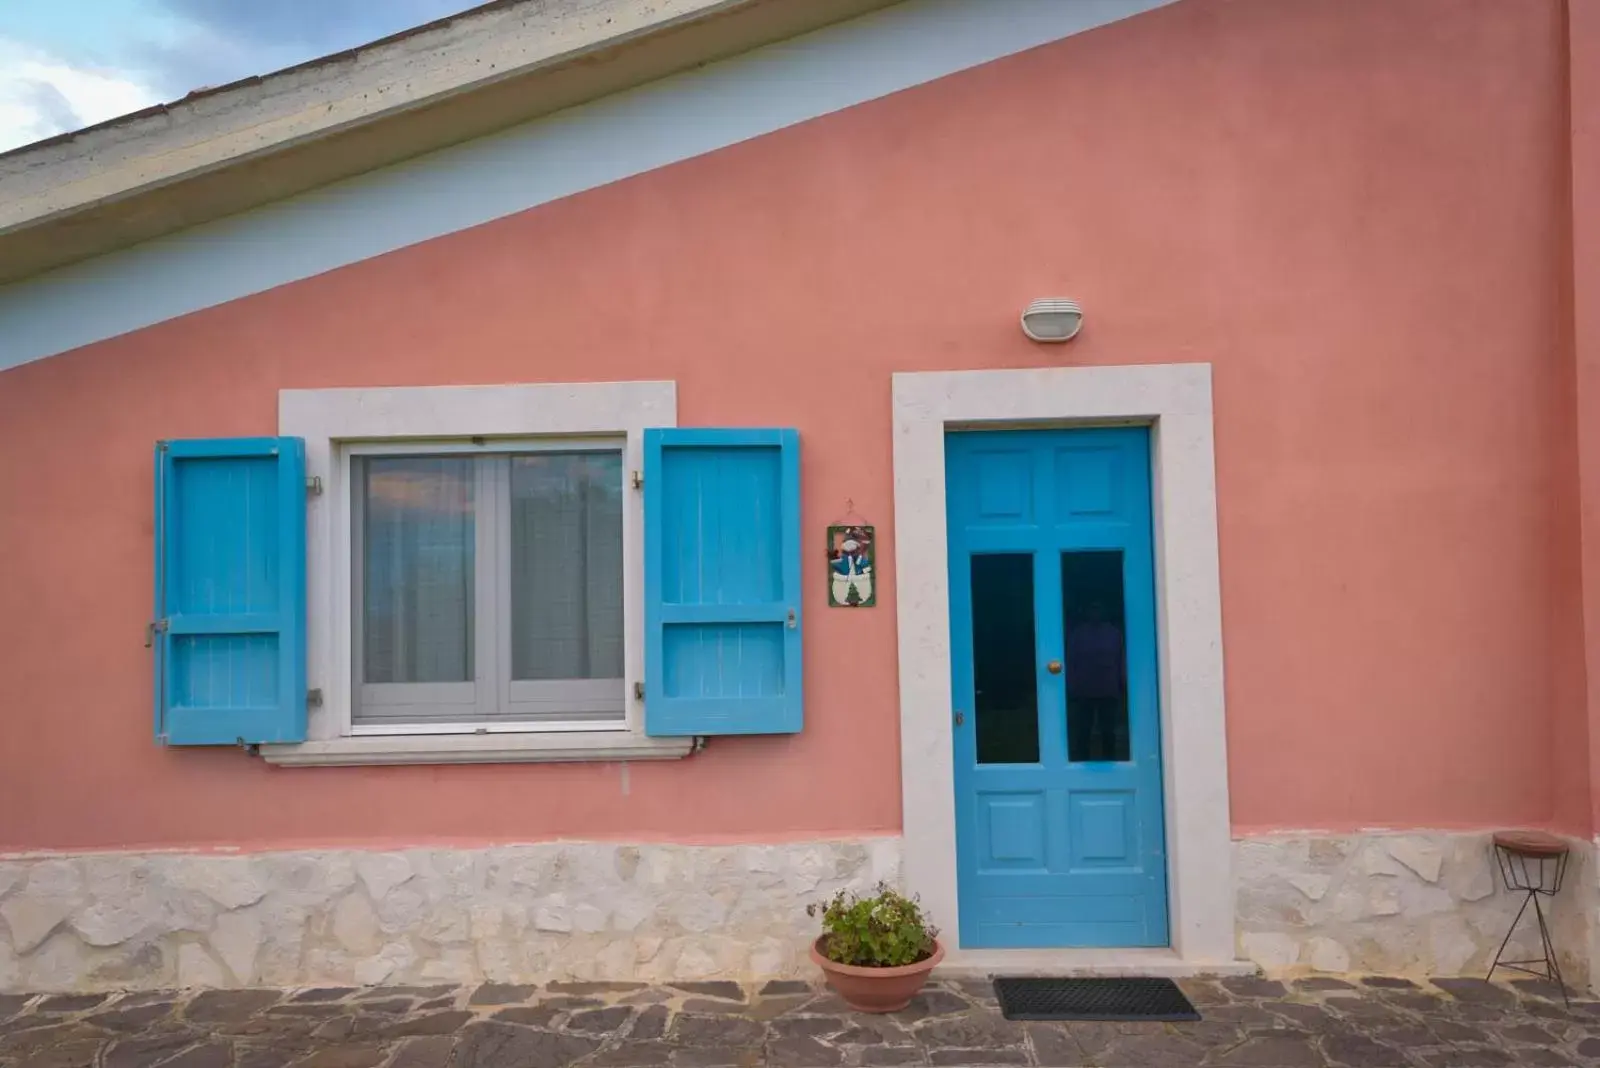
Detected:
[{"left": 809, "top": 936, "right": 946, "bottom": 1013}]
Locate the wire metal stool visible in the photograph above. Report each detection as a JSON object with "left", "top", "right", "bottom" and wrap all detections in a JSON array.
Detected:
[{"left": 1486, "top": 830, "right": 1570, "bottom": 1007}]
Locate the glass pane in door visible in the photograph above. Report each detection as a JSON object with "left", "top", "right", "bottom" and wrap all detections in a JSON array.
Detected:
[
  {"left": 1063, "top": 550, "right": 1129, "bottom": 762},
  {"left": 970, "top": 553, "right": 1039, "bottom": 764}
]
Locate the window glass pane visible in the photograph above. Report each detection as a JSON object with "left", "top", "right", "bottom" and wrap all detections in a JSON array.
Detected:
[
  {"left": 360, "top": 457, "right": 475, "bottom": 684},
  {"left": 970, "top": 553, "right": 1039, "bottom": 764},
  {"left": 1063, "top": 550, "right": 1130, "bottom": 762},
  {"left": 510, "top": 452, "right": 625, "bottom": 681}
]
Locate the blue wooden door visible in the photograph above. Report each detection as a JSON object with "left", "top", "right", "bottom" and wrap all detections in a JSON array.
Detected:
[{"left": 946, "top": 427, "right": 1168, "bottom": 948}]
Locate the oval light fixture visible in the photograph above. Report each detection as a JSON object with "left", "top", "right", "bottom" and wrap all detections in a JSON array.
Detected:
[{"left": 1020, "top": 298, "right": 1084, "bottom": 343}]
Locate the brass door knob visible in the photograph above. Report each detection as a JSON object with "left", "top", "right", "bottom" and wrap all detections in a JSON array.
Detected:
[{"left": 1046, "top": 660, "right": 1063, "bottom": 675}]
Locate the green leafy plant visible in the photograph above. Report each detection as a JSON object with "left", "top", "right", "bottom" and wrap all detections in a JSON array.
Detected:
[{"left": 807, "top": 883, "right": 938, "bottom": 967}]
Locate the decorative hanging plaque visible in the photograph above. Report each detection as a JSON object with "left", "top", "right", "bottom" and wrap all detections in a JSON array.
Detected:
[{"left": 827, "top": 523, "right": 875, "bottom": 607}]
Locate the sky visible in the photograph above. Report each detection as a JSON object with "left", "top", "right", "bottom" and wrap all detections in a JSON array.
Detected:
[{"left": 0, "top": 0, "right": 478, "bottom": 153}]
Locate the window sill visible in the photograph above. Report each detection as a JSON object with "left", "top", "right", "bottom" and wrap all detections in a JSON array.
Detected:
[{"left": 258, "top": 731, "right": 696, "bottom": 767}]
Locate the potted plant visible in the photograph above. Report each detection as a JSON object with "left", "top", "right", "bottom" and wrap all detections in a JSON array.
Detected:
[{"left": 807, "top": 882, "right": 944, "bottom": 1013}]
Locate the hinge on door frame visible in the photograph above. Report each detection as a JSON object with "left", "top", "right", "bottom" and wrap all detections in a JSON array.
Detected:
[
  {"left": 306, "top": 476, "right": 323, "bottom": 496},
  {"left": 633, "top": 681, "right": 645, "bottom": 700},
  {"left": 307, "top": 688, "right": 323, "bottom": 707},
  {"left": 631, "top": 470, "right": 643, "bottom": 490}
]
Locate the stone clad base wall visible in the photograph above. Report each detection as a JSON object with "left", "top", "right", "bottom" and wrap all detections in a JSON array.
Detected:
[
  {"left": 0, "top": 832, "right": 1592, "bottom": 992},
  {"left": 0, "top": 840, "right": 901, "bottom": 992},
  {"left": 1235, "top": 832, "right": 1595, "bottom": 987}
]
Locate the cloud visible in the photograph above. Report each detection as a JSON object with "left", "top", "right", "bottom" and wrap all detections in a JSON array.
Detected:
[{"left": 0, "top": 38, "right": 162, "bottom": 153}]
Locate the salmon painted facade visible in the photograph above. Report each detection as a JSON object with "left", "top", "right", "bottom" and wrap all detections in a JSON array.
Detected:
[{"left": 3, "top": 0, "right": 1600, "bottom": 992}]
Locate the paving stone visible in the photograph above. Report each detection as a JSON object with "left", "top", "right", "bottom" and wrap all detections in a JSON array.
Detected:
[
  {"left": 927, "top": 1050, "right": 1028, "bottom": 1066},
  {"left": 766, "top": 1034, "right": 844, "bottom": 1066},
  {"left": 836, "top": 1017, "right": 915, "bottom": 1046},
  {"left": 631, "top": 1005, "right": 670, "bottom": 1041},
  {"left": 1088, "top": 1032, "right": 1209, "bottom": 1068},
  {"left": 34, "top": 993, "right": 109, "bottom": 1013},
  {"left": 1514, "top": 1052, "right": 1577, "bottom": 1068},
  {"left": 1295, "top": 977, "right": 1357, "bottom": 992},
  {"left": 1203, "top": 1003, "right": 1292, "bottom": 1030},
  {"left": 1208, "top": 1034, "right": 1323, "bottom": 1066},
  {"left": 1388, "top": 993, "right": 1450, "bottom": 1014},
  {"left": 237, "top": 1048, "right": 296, "bottom": 1068},
  {"left": 1025, "top": 1023, "right": 1081, "bottom": 1066},
  {"left": 1177, "top": 979, "right": 1233, "bottom": 1008},
  {"left": 684, "top": 998, "right": 760, "bottom": 1015},
  {"left": 1270, "top": 1002, "right": 1343, "bottom": 1030},
  {"left": 1499, "top": 1021, "right": 1559, "bottom": 1044},
  {"left": 388, "top": 1035, "right": 455, "bottom": 1068},
  {"left": 185, "top": 989, "right": 281, "bottom": 1022},
  {"left": 672, "top": 1013, "right": 766, "bottom": 1046},
  {"left": 595, "top": 1041, "right": 675, "bottom": 1065},
  {"left": 366, "top": 987, "right": 457, "bottom": 999},
  {"left": 1510, "top": 979, "right": 1570, "bottom": 1001},
  {"left": 294, "top": 1044, "right": 389, "bottom": 1068},
  {"left": 670, "top": 982, "right": 745, "bottom": 1002},
  {"left": 290, "top": 988, "right": 355, "bottom": 1003},
  {"left": 383, "top": 1011, "right": 472, "bottom": 1037},
  {"left": 493, "top": 1005, "right": 565, "bottom": 1028},
  {"left": 355, "top": 998, "right": 412, "bottom": 1015},
  {"left": 760, "top": 981, "right": 813, "bottom": 997},
  {"left": 772, "top": 1016, "right": 848, "bottom": 1040},
  {"left": 1321, "top": 1033, "right": 1411, "bottom": 1067},
  {"left": 540, "top": 996, "right": 603, "bottom": 1011},
  {"left": 1370, "top": 1024, "right": 1440, "bottom": 1047},
  {"left": 620, "top": 989, "right": 677, "bottom": 1006},
  {"left": 1576, "top": 1036, "right": 1600, "bottom": 1056},
  {"left": 416, "top": 996, "right": 457, "bottom": 1012},
  {"left": 21, "top": 1036, "right": 112, "bottom": 1068},
  {"left": 0, "top": 994, "right": 32, "bottom": 1021},
  {"left": 267, "top": 1004, "right": 351, "bottom": 1018},
  {"left": 103, "top": 1032, "right": 204, "bottom": 1068},
  {"left": 566, "top": 1006, "right": 632, "bottom": 1034},
  {"left": 670, "top": 1047, "right": 764, "bottom": 1067},
  {"left": 913, "top": 1013, "right": 1025, "bottom": 1049},
  {"left": 87, "top": 1002, "right": 176, "bottom": 1032},
  {"left": 859, "top": 1048, "right": 928, "bottom": 1066},
  {"left": 548, "top": 981, "right": 646, "bottom": 995},
  {"left": 1220, "top": 976, "right": 1288, "bottom": 999},
  {"left": 1421, "top": 1049, "right": 1512, "bottom": 1067},
  {"left": 895, "top": 990, "right": 969, "bottom": 1021},
  {"left": 1363, "top": 977, "right": 1419, "bottom": 990},
  {"left": 468, "top": 983, "right": 539, "bottom": 1006},
  {"left": 162, "top": 1042, "right": 236, "bottom": 1068},
  {"left": 1431, "top": 979, "right": 1516, "bottom": 1007},
  {"left": 454, "top": 1021, "right": 602, "bottom": 1068},
  {"left": 1429, "top": 1020, "right": 1493, "bottom": 1044}
]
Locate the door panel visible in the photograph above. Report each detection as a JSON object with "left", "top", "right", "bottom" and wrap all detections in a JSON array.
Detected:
[{"left": 947, "top": 427, "right": 1167, "bottom": 949}]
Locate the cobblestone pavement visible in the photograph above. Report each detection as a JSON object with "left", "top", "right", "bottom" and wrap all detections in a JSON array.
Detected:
[{"left": 0, "top": 975, "right": 1597, "bottom": 1068}]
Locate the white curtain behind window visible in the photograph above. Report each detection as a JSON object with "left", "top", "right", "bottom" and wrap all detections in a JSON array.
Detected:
[
  {"left": 361, "top": 457, "right": 475, "bottom": 684},
  {"left": 510, "top": 453, "right": 623, "bottom": 681}
]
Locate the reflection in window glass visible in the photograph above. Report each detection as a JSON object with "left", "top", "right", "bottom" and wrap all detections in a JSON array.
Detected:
[
  {"left": 970, "top": 554, "right": 1039, "bottom": 764},
  {"left": 361, "top": 457, "right": 475, "bottom": 683},
  {"left": 510, "top": 453, "right": 625, "bottom": 681},
  {"left": 1063, "top": 551, "right": 1129, "bottom": 762}
]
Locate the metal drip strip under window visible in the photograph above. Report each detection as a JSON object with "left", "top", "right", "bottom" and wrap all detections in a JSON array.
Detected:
[{"left": 993, "top": 977, "right": 1201, "bottom": 1022}]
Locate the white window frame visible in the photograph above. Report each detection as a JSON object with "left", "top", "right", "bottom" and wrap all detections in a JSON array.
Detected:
[
  {"left": 261, "top": 381, "right": 693, "bottom": 766},
  {"left": 348, "top": 438, "right": 629, "bottom": 734}
]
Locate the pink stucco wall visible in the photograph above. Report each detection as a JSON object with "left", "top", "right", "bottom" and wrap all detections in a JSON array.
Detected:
[{"left": 0, "top": 0, "right": 1586, "bottom": 852}]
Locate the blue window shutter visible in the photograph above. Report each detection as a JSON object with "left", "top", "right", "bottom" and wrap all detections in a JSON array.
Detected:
[
  {"left": 644, "top": 429, "right": 802, "bottom": 736},
  {"left": 153, "top": 437, "right": 308, "bottom": 746}
]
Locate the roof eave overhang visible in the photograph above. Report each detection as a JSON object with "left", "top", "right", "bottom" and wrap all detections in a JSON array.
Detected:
[{"left": 0, "top": 0, "right": 898, "bottom": 286}]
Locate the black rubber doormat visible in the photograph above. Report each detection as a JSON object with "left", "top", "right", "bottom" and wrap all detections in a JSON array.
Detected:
[{"left": 993, "top": 977, "right": 1201, "bottom": 1022}]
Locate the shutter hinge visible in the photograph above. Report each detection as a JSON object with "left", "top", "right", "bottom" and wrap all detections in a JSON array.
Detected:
[
  {"left": 787, "top": 607, "right": 797, "bottom": 629},
  {"left": 156, "top": 440, "right": 170, "bottom": 452},
  {"left": 307, "top": 688, "right": 323, "bottom": 707},
  {"left": 145, "top": 618, "right": 169, "bottom": 648},
  {"left": 306, "top": 476, "right": 323, "bottom": 496},
  {"left": 633, "top": 681, "right": 645, "bottom": 700},
  {"left": 631, "top": 470, "right": 643, "bottom": 490}
]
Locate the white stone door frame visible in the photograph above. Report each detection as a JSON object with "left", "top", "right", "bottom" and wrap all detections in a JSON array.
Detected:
[{"left": 891, "top": 363, "right": 1237, "bottom": 971}]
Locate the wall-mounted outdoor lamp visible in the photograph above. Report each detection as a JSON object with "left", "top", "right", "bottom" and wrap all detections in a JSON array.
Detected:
[{"left": 1020, "top": 298, "right": 1083, "bottom": 343}]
